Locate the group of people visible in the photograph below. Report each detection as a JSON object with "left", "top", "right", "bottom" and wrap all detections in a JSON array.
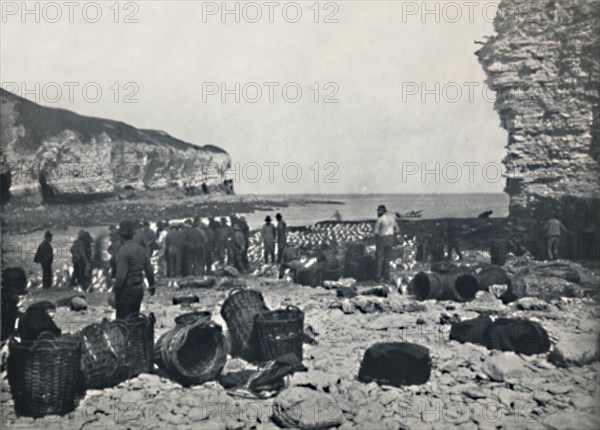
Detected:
[
  {"left": 33, "top": 212, "right": 290, "bottom": 290},
  {"left": 32, "top": 206, "right": 575, "bottom": 318},
  {"left": 159, "top": 214, "right": 251, "bottom": 277}
]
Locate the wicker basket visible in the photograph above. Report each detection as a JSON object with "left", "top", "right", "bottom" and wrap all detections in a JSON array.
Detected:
[
  {"left": 80, "top": 319, "right": 129, "bottom": 389},
  {"left": 220, "top": 288, "right": 269, "bottom": 362},
  {"left": 154, "top": 316, "right": 226, "bottom": 386},
  {"left": 7, "top": 334, "right": 81, "bottom": 418},
  {"left": 255, "top": 305, "right": 304, "bottom": 362},
  {"left": 122, "top": 313, "right": 155, "bottom": 378}
]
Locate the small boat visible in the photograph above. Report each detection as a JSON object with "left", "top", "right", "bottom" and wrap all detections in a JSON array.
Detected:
[{"left": 396, "top": 210, "right": 423, "bottom": 219}]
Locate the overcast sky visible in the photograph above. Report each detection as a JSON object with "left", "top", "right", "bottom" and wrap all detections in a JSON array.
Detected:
[{"left": 1, "top": 0, "right": 507, "bottom": 195}]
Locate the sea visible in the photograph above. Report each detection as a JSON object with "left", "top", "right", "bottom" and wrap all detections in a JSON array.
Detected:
[{"left": 243, "top": 193, "right": 510, "bottom": 228}]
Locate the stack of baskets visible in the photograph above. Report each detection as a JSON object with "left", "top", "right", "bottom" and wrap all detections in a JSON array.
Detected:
[
  {"left": 7, "top": 333, "right": 82, "bottom": 418},
  {"left": 122, "top": 313, "right": 155, "bottom": 378},
  {"left": 80, "top": 319, "right": 129, "bottom": 389},
  {"left": 221, "top": 289, "right": 269, "bottom": 362},
  {"left": 255, "top": 305, "right": 304, "bottom": 362}
]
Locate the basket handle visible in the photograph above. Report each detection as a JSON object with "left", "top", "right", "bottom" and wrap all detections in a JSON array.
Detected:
[
  {"left": 227, "top": 287, "right": 246, "bottom": 298},
  {"left": 285, "top": 305, "right": 300, "bottom": 313}
]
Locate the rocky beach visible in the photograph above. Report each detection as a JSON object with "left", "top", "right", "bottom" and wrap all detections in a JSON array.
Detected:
[
  {"left": 2, "top": 217, "right": 600, "bottom": 429},
  {"left": 1, "top": 238, "right": 599, "bottom": 429}
]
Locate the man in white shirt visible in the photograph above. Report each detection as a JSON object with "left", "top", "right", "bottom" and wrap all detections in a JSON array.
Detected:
[{"left": 373, "top": 205, "right": 399, "bottom": 281}]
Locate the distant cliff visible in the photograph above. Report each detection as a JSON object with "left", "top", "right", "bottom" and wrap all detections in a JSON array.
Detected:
[
  {"left": 0, "top": 88, "right": 231, "bottom": 202},
  {"left": 477, "top": 0, "right": 599, "bottom": 258}
]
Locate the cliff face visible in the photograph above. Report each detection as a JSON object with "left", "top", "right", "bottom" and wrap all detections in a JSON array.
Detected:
[
  {"left": 0, "top": 88, "right": 231, "bottom": 202},
  {"left": 477, "top": 0, "right": 599, "bottom": 258}
]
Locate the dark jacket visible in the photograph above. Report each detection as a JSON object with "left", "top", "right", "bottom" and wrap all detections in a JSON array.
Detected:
[
  {"left": 277, "top": 220, "right": 287, "bottom": 243},
  {"left": 183, "top": 226, "right": 204, "bottom": 251},
  {"left": 71, "top": 239, "right": 89, "bottom": 263},
  {"left": 34, "top": 239, "right": 53, "bottom": 266},
  {"left": 166, "top": 229, "right": 184, "bottom": 251},
  {"left": 114, "top": 240, "right": 155, "bottom": 295}
]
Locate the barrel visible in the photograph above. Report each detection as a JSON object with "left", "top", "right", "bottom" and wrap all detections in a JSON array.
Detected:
[
  {"left": 154, "top": 314, "right": 226, "bottom": 386},
  {"left": 410, "top": 272, "right": 480, "bottom": 302}
]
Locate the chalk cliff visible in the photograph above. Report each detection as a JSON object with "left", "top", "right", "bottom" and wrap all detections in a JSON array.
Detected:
[
  {"left": 477, "top": 0, "right": 599, "bottom": 258},
  {"left": 0, "top": 88, "right": 231, "bottom": 202}
]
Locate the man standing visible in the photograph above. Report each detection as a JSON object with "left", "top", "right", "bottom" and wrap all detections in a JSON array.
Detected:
[
  {"left": 71, "top": 230, "right": 91, "bottom": 289},
  {"left": 261, "top": 216, "right": 276, "bottom": 263},
  {"left": 373, "top": 205, "right": 399, "bottom": 282},
  {"left": 218, "top": 217, "right": 234, "bottom": 265},
  {"left": 166, "top": 224, "right": 183, "bottom": 277},
  {"left": 276, "top": 213, "right": 287, "bottom": 263},
  {"left": 34, "top": 231, "right": 54, "bottom": 289},
  {"left": 183, "top": 220, "right": 204, "bottom": 276},
  {"left": 232, "top": 224, "right": 247, "bottom": 272},
  {"left": 239, "top": 216, "right": 250, "bottom": 269},
  {"left": 544, "top": 217, "right": 573, "bottom": 260},
  {"left": 200, "top": 219, "right": 215, "bottom": 274},
  {"left": 114, "top": 220, "right": 155, "bottom": 319},
  {"left": 141, "top": 221, "right": 157, "bottom": 257}
]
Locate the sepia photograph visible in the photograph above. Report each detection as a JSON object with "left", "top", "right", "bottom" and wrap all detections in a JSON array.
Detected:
[{"left": 0, "top": 0, "right": 599, "bottom": 428}]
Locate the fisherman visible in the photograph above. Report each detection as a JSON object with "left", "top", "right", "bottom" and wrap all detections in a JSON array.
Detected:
[
  {"left": 276, "top": 213, "right": 287, "bottom": 263},
  {"left": 113, "top": 220, "right": 155, "bottom": 319},
  {"left": 232, "top": 223, "right": 247, "bottom": 272},
  {"left": 544, "top": 217, "right": 573, "bottom": 260},
  {"left": 71, "top": 230, "right": 91, "bottom": 290},
  {"left": 239, "top": 215, "right": 250, "bottom": 269},
  {"left": 200, "top": 219, "right": 215, "bottom": 274},
  {"left": 183, "top": 220, "right": 204, "bottom": 276},
  {"left": 261, "top": 216, "right": 277, "bottom": 263},
  {"left": 217, "top": 217, "right": 233, "bottom": 265},
  {"left": 166, "top": 224, "right": 183, "bottom": 277},
  {"left": 34, "top": 231, "right": 54, "bottom": 289},
  {"left": 208, "top": 217, "right": 220, "bottom": 270},
  {"left": 141, "top": 221, "right": 157, "bottom": 257},
  {"left": 202, "top": 182, "right": 209, "bottom": 194},
  {"left": 81, "top": 231, "right": 94, "bottom": 291},
  {"left": 373, "top": 205, "right": 399, "bottom": 282}
]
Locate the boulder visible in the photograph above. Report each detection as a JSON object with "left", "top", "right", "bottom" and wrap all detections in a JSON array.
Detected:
[
  {"left": 70, "top": 296, "right": 88, "bottom": 311},
  {"left": 223, "top": 266, "right": 240, "bottom": 277},
  {"left": 482, "top": 353, "right": 524, "bottom": 382},
  {"left": 336, "top": 286, "right": 358, "bottom": 298},
  {"left": 548, "top": 333, "right": 600, "bottom": 367},
  {"left": 542, "top": 411, "right": 600, "bottom": 430},
  {"left": 272, "top": 386, "right": 343, "bottom": 429},
  {"left": 510, "top": 274, "right": 579, "bottom": 301},
  {"left": 179, "top": 277, "right": 217, "bottom": 289}
]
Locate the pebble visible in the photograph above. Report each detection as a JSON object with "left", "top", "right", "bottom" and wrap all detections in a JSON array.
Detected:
[{"left": 546, "top": 384, "right": 571, "bottom": 395}]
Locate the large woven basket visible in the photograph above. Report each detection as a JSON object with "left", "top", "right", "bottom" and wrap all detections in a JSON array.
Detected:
[
  {"left": 255, "top": 305, "right": 304, "bottom": 362},
  {"left": 80, "top": 319, "right": 129, "bottom": 388},
  {"left": 154, "top": 314, "right": 226, "bottom": 386},
  {"left": 122, "top": 313, "right": 155, "bottom": 378},
  {"left": 7, "top": 334, "right": 81, "bottom": 418},
  {"left": 220, "top": 288, "right": 269, "bottom": 362}
]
